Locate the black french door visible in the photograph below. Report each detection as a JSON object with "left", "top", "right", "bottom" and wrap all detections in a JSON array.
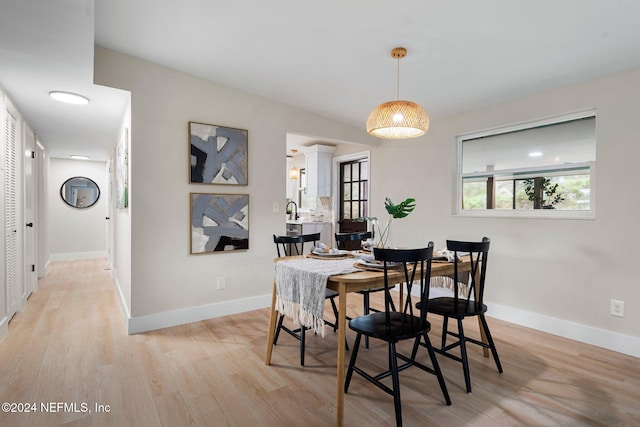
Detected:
[{"left": 338, "top": 159, "right": 368, "bottom": 237}]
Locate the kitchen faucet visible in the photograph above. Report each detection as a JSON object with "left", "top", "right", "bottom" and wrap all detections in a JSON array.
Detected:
[{"left": 286, "top": 201, "right": 299, "bottom": 220}]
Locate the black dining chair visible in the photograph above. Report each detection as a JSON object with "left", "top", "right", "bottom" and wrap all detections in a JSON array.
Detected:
[
  {"left": 345, "top": 243, "right": 451, "bottom": 427},
  {"left": 416, "top": 237, "right": 502, "bottom": 393},
  {"left": 272, "top": 233, "right": 342, "bottom": 366},
  {"left": 335, "top": 231, "right": 396, "bottom": 349}
]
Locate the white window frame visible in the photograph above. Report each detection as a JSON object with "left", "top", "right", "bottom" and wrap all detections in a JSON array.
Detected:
[{"left": 456, "top": 111, "right": 596, "bottom": 219}]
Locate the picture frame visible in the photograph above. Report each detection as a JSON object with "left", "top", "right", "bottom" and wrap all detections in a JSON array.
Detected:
[
  {"left": 190, "top": 193, "right": 249, "bottom": 254},
  {"left": 189, "top": 121, "right": 248, "bottom": 185}
]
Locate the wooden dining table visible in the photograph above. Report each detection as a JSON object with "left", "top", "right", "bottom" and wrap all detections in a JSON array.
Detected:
[{"left": 264, "top": 254, "right": 485, "bottom": 427}]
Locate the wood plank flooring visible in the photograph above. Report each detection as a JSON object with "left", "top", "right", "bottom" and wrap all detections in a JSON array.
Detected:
[{"left": 0, "top": 258, "right": 638, "bottom": 426}]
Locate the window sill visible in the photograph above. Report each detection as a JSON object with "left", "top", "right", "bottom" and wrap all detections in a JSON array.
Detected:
[{"left": 456, "top": 209, "right": 595, "bottom": 220}]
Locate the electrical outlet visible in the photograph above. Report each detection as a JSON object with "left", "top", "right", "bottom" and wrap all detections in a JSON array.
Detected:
[
  {"left": 272, "top": 202, "right": 280, "bottom": 213},
  {"left": 610, "top": 299, "right": 624, "bottom": 317},
  {"left": 216, "top": 277, "right": 226, "bottom": 290}
]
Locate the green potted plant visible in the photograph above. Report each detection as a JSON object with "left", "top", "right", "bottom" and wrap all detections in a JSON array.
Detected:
[{"left": 357, "top": 197, "right": 416, "bottom": 247}]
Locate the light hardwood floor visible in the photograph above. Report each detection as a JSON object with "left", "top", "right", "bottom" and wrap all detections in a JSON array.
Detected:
[{"left": 0, "top": 258, "right": 638, "bottom": 426}]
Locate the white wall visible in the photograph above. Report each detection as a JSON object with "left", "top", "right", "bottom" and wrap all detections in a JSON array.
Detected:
[
  {"left": 370, "top": 67, "right": 640, "bottom": 356},
  {"left": 48, "top": 158, "right": 107, "bottom": 260},
  {"left": 110, "top": 103, "right": 132, "bottom": 319},
  {"left": 93, "top": 47, "right": 640, "bottom": 357},
  {"left": 93, "top": 47, "right": 377, "bottom": 332}
]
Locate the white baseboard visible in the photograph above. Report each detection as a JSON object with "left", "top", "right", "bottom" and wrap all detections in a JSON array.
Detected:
[
  {"left": 486, "top": 303, "right": 640, "bottom": 358},
  {"left": 122, "top": 285, "right": 639, "bottom": 358},
  {"left": 113, "top": 277, "right": 131, "bottom": 325},
  {"left": 402, "top": 285, "right": 640, "bottom": 358},
  {"left": 43, "top": 260, "right": 52, "bottom": 277},
  {"left": 0, "top": 316, "right": 8, "bottom": 343},
  {"left": 127, "top": 294, "right": 272, "bottom": 335},
  {"left": 50, "top": 251, "right": 108, "bottom": 261}
]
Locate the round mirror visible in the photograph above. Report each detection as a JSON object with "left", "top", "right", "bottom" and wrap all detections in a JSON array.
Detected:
[{"left": 60, "top": 176, "right": 100, "bottom": 209}]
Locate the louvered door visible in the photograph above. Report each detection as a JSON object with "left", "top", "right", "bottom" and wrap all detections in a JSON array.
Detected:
[{"left": 5, "top": 109, "right": 18, "bottom": 318}]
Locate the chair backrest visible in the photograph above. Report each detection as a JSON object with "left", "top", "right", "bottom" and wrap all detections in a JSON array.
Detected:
[
  {"left": 373, "top": 242, "right": 434, "bottom": 334},
  {"left": 273, "top": 233, "right": 321, "bottom": 257},
  {"left": 446, "top": 237, "right": 490, "bottom": 313},
  {"left": 335, "top": 231, "right": 372, "bottom": 250}
]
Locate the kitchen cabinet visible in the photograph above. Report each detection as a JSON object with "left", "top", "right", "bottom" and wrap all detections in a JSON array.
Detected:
[
  {"left": 286, "top": 221, "right": 332, "bottom": 247},
  {"left": 305, "top": 144, "right": 335, "bottom": 197}
]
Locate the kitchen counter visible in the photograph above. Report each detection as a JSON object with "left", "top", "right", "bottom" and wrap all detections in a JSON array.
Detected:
[{"left": 286, "top": 219, "right": 331, "bottom": 225}]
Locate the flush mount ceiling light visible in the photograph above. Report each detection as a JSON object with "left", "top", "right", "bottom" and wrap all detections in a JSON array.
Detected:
[
  {"left": 289, "top": 149, "right": 299, "bottom": 180},
  {"left": 366, "top": 47, "right": 429, "bottom": 139},
  {"left": 70, "top": 155, "right": 90, "bottom": 160},
  {"left": 49, "top": 91, "right": 90, "bottom": 105}
]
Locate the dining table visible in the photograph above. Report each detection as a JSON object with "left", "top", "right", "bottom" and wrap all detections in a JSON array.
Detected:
[{"left": 264, "top": 253, "right": 485, "bottom": 427}]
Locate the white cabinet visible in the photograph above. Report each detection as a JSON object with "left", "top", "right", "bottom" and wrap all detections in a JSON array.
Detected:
[
  {"left": 286, "top": 221, "right": 332, "bottom": 247},
  {"left": 301, "top": 222, "right": 332, "bottom": 247},
  {"left": 305, "top": 144, "right": 335, "bottom": 197}
]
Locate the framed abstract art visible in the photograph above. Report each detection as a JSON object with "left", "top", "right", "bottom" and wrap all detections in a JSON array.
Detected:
[
  {"left": 116, "top": 127, "right": 128, "bottom": 208},
  {"left": 189, "top": 122, "right": 248, "bottom": 185},
  {"left": 190, "top": 193, "right": 249, "bottom": 254}
]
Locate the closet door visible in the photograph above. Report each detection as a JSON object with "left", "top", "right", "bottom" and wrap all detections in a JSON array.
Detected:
[{"left": 4, "top": 108, "right": 18, "bottom": 319}]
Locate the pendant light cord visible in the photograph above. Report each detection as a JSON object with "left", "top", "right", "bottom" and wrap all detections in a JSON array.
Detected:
[{"left": 396, "top": 56, "right": 401, "bottom": 100}]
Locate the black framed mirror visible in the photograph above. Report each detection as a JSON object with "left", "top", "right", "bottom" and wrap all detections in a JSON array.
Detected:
[{"left": 60, "top": 176, "right": 100, "bottom": 209}]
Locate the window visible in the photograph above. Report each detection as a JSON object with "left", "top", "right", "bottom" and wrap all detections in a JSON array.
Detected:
[
  {"left": 458, "top": 112, "right": 596, "bottom": 218},
  {"left": 339, "top": 159, "right": 369, "bottom": 221}
]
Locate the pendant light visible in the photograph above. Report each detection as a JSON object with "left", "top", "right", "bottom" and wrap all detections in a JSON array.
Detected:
[
  {"left": 366, "top": 47, "right": 429, "bottom": 139},
  {"left": 289, "top": 149, "right": 299, "bottom": 180}
]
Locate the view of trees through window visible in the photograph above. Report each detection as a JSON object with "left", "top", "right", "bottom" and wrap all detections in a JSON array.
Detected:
[
  {"left": 463, "top": 173, "right": 590, "bottom": 210},
  {"left": 459, "top": 114, "right": 595, "bottom": 215}
]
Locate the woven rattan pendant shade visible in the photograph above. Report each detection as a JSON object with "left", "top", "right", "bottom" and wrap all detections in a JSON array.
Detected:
[
  {"left": 366, "top": 47, "right": 429, "bottom": 139},
  {"left": 366, "top": 100, "right": 429, "bottom": 139}
]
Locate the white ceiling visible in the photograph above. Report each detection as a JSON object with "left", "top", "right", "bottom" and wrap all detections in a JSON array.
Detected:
[{"left": 2, "top": 0, "right": 640, "bottom": 161}]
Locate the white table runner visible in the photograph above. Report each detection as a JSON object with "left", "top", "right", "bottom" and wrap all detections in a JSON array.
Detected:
[{"left": 275, "top": 257, "right": 359, "bottom": 337}]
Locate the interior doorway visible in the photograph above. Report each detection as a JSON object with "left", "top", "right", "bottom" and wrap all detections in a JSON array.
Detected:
[{"left": 334, "top": 151, "right": 370, "bottom": 248}]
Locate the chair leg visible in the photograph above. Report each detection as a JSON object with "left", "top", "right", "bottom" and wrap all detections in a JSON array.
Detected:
[
  {"left": 273, "top": 314, "right": 285, "bottom": 345},
  {"left": 421, "top": 333, "right": 452, "bottom": 405},
  {"left": 457, "top": 318, "right": 472, "bottom": 393},
  {"left": 329, "top": 297, "right": 339, "bottom": 332},
  {"left": 410, "top": 335, "right": 420, "bottom": 361},
  {"left": 389, "top": 342, "right": 403, "bottom": 427},
  {"left": 300, "top": 325, "right": 306, "bottom": 366},
  {"left": 363, "top": 293, "right": 371, "bottom": 349},
  {"left": 345, "top": 334, "right": 362, "bottom": 392},
  {"left": 479, "top": 314, "right": 503, "bottom": 373},
  {"left": 441, "top": 316, "right": 449, "bottom": 349}
]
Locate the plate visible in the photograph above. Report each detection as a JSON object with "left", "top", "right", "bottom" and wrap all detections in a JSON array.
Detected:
[
  {"left": 354, "top": 259, "right": 401, "bottom": 269},
  {"left": 307, "top": 250, "right": 352, "bottom": 259}
]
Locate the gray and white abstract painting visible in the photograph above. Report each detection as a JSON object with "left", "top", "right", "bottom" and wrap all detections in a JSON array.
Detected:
[
  {"left": 190, "top": 193, "right": 249, "bottom": 254},
  {"left": 190, "top": 122, "right": 248, "bottom": 185}
]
